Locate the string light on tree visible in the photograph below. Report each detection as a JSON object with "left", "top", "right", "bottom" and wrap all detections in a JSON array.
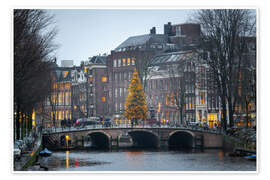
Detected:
[{"left": 124, "top": 68, "right": 148, "bottom": 124}]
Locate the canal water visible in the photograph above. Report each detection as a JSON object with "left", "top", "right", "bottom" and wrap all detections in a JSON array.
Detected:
[{"left": 37, "top": 149, "right": 256, "bottom": 171}]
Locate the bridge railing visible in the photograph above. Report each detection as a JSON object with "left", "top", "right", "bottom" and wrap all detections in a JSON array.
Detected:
[{"left": 42, "top": 124, "right": 222, "bottom": 135}]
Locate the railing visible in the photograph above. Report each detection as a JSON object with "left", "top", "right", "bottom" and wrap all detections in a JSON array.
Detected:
[{"left": 42, "top": 124, "right": 222, "bottom": 135}]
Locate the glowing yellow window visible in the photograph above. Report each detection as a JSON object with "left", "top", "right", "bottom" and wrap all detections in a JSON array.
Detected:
[
  {"left": 171, "top": 93, "right": 174, "bottom": 105},
  {"left": 122, "top": 58, "right": 126, "bottom": 66},
  {"left": 166, "top": 112, "right": 169, "bottom": 121},
  {"left": 127, "top": 58, "right": 131, "bottom": 65},
  {"left": 166, "top": 94, "right": 169, "bottom": 105},
  {"left": 101, "top": 96, "right": 106, "bottom": 102},
  {"left": 84, "top": 67, "right": 87, "bottom": 73},
  {"left": 101, "top": 76, "right": 107, "bottom": 82},
  {"left": 65, "top": 83, "right": 70, "bottom": 89},
  {"left": 60, "top": 83, "right": 63, "bottom": 89}
]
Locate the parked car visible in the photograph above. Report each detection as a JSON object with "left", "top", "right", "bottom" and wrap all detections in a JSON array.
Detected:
[{"left": 14, "top": 144, "right": 21, "bottom": 160}]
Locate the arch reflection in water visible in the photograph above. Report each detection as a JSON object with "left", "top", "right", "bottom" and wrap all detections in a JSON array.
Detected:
[
  {"left": 168, "top": 131, "right": 194, "bottom": 150},
  {"left": 128, "top": 131, "right": 159, "bottom": 148},
  {"left": 86, "top": 132, "right": 110, "bottom": 149}
]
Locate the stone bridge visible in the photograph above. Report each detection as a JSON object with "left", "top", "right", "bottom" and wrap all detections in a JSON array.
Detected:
[{"left": 42, "top": 127, "right": 224, "bottom": 150}]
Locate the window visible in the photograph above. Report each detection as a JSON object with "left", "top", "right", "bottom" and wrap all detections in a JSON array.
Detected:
[
  {"left": 132, "top": 57, "right": 135, "bottom": 65},
  {"left": 127, "top": 58, "right": 131, "bottom": 66},
  {"left": 115, "top": 88, "right": 118, "bottom": 98},
  {"left": 65, "top": 83, "right": 70, "bottom": 89},
  {"left": 122, "top": 58, "right": 126, "bottom": 66},
  {"left": 89, "top": 76, "right": 93, "bottom": 82},
  {"left": 114, "top": 73, "right": 117, "bottom": 82},
  {"left": 101, "top": 96, "right": 106, "bottom": 102},
  {"left": 123, "top": 88, "right": 126, "bottom": 96},
  {"left": 101, "top": 76, "right": 107, "bottom": 82},
  {"left": 171, "top": 93, "right": 174, "bottom": 105},
  {"left": 114, "top": 60, "right": 117, "bottom": 67},
  {"left": 65, "top": 111, "right": 69, "bottom": 120},
  {"left": 120, "top": 103, "right": 122, "bottom": 111},
  {"left": 119, "top": 87, "right": 122, "bottom": 97},
  {"left": 118, "top": 59, "right": 121, "bottom": 67},
  {"left": 200, "top": 92, "right": 205, "bottom": 104},
  {"left": 115, "top": 103, "right": 118, "bottom": 112},
  {"left": 65, "top": 92, "right": 69, "bottom": 105},
  {"left": 166, "top": 94, "right": 169, "bottom": 105}
]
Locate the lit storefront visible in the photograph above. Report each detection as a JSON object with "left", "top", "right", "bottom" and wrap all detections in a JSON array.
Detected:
[{"left": 208, "top": 113, "right": 218, "bottom": 128}]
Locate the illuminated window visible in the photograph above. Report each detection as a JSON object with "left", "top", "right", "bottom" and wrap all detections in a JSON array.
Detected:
[
  {"left": 127, "top": 58, "right": 130, "bottom": 65},
  {"left": 65, "top": 92, "right": 69, "bottom": 105},
  {"left": 200, "top": 92, "right": 205, "bottom": 104},
  {"left": 132, "top": 57, "right": 135, "bottom": 65},
  {"left": 89, "top": 76, "right": 93, "bottom": 82},
  {"left": 65, "top": 83, "right": 70, "bottom": 89},
  {"left": 53, "top": 83, "right": 58, "bottom": 89},
  {"left": 81, "top": 105, "right": 85, "bottom": 112},
  {"left": 101, "top": 96, "right": 106, "bottom": 102},
  {"left": 166, "top": 112, "right": 169, "bottom": 121},
  {"left": 101, "top": 76, "right": 107, "bottom": 82},
  {"left": 165, "top": 94, "right": 169, "bottom": 105},
  {"left": 66, "top": 111, "right": 69, "bottom": 119},
  {"left": 84, "top": 67, "right": 87, "bottom": 73},
  {"left": 171, "top": 93, "right": 174, "bottom": 105},
  {"left": 122, "top": 58, "right": 126, "bottom": 66},
  {"left": 60, "top": 83, "right": 63, "bottom": 89}
]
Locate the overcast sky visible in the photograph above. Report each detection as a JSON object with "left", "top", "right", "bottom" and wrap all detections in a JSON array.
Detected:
[{"left": 47, "top": 9, "right": 194, "bottom": 66}]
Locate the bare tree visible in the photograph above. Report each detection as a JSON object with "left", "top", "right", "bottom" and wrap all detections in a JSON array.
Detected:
[
  {"left": 14, "top": 9, "right": 57, "bottom": 139},
  {"left": 167, "top": 61, "right": 186, "bottom": 125},
  {"left": 192, "top": 9, "right": 256, "bottom": 132},
  {"left": 135, "top": 51, "right": 155, "bottom": 92}
]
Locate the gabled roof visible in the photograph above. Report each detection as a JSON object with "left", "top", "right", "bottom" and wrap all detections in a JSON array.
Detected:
[
  {"left": 115, "top": 34, "right": 168, "bottom": 51},
  {"left": 89, "top": 55, "right": 107, "bottom": 64},
  {"left": 150, "top": 51, "right": 195, "bottom": 65}
]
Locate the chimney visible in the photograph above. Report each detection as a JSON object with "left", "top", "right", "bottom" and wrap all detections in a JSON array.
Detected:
[
  {"left": 164, "top": 22, "right": 172, "bottom": 36},
  {"left": 150, "top": 27, "right": 156, "bottom": 34}
]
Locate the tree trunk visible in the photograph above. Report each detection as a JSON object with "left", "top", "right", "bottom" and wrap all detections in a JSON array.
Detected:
[
  {"left": 228, "top": 98, "right": 234, "bottom": 128},
  {"left": 221, "top": 96, "right": 227, "bottom": 133},
  {"left": 246, "top": 99, "right": 249, "bottom": 128},
  {"left": 16, "top": 102, "right": 20, "bottom": 140}
]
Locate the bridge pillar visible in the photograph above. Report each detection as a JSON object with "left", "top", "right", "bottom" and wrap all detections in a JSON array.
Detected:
[
  {"left": 159, "top": 138, "right": 168, "bottom": 150},
  {"left": 110, "top": 137, "right": 119, "bottom": 150}
]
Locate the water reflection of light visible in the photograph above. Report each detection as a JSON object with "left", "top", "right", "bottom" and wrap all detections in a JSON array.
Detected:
[
  {"left": 75, "top": 158, "right": 79, "bottom": 167},
  {"left": 218, "top": 151, "right": 224, "bottom": 160},
  {"left": 125, "top": 151, "right": 144, "bottom": 167},
  {"left": 66, "top": 151, "right": 69, "bottom": 169},
  {"left": 30, "top": 151, "right": 34, "bottom": 157}
]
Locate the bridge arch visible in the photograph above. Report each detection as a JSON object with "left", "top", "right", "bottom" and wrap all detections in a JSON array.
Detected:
[
  {"left": 85, "top": 130, "right": 111, "bottom": 149},
  {"left": 168, "top": 130, "right": 195, "bottom": 149},
  {"left": 127, "top": 129, "right": 159, "bottom": 148}
]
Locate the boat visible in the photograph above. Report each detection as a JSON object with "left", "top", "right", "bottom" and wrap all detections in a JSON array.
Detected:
[
  {"left": 39, "top": 148, "right": 52, "bottom": 157},
  {"left": 244, "top": 154, "right": 256, "bottom": 161}
]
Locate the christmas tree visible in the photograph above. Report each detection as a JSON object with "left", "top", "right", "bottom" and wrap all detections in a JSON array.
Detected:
[{"left": 124, "top": 68, "right": 148, "bottom": 124}]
